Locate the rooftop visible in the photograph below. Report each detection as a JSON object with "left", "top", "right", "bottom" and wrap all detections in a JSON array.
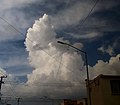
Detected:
[{"left": 85, "top": 74, "right": 120, "bottom": 86}]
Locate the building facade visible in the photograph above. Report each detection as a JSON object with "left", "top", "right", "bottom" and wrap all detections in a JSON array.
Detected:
[
  {"left": 86, "top": 74, "right": 120, "bottom": 105},
  {"left": 61, "top": 99, "right": 87, "bottom": 105}
]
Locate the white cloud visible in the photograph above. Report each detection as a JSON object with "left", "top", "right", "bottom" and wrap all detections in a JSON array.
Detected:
[
  {"left": 90, "top": 54, "right": 120, "bottom": 78},
  {"left": 98, "top": 45, "right": 114, "bottom": 56},
  {"left": 0, "top": 0, "right": 41, "bottom": 42},
  {"left": 50, "top": 0, "right": 120, "bottom": 40},
  {"left": 0, "top": 67, "right": 7, "bottom": 76},
  {"left": 98, "top": 37, "right": 120, "bottom": 56},
  {"left": 0, "top": 0, "right": 40, "bottom": 11},
  {"left": 0, "top": 55, "right": 31, "bottom": 76},
  {"left": 0, "top": 55, "right": 29, "bottom": 68},
  {"left": 1, "top": 0, "right": 120, "bottom": 100},
  {"left": 23, "top": 14, "right": 86, "bottom": 98},
  {"left": 18, "top": 13, "right": 120, "bottom": 99},
  {"left": 104, "top": 46, "right": 114, "bottom": 56},
  {"left": 73, "top": 42, "right": 84, "bottom": 49},
  {"left": 51, "top": 1, "right": 93, "bottom": 29},
  {"left": 0, "top": 11, "right": 28, "bottom": 41},
  {"left": 65, "top": 32, "right": 101, "bottom": 39},
  {"left": 0, "top": 0, "right": 118, "bottom": 42}
]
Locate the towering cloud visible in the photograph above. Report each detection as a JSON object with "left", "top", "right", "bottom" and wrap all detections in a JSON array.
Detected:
[
  {"left": 24, "top": 13, "right": 120, "bottom": 98},
  {"left": 24, "top": 14, "right": 86, "bottom": 98},
  {"left": 1, "top": 0, "right": 120, "bottom": 101}
]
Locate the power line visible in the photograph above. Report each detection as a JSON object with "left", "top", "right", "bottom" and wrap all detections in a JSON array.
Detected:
[
  {"left": 0, "top": 68, "right": 17, "bottom": 101},
  {"left": 0, "top": 0, "right": 100, "bottom": 86},
  {"left": 55, "top": 52, "right": 63, "bottom": 79},
  {"left": 0, "top": 67, "right": 7, "bottom": 76},
  {"left": 0, "top": 16, "right": 53, "bottom": 57},
  {"left": 79, "top": 0, "right": 100, "bottom": 27},
  {"left": 0, "top": 16, "right": 85, "bottom": 81},
  {"left": 0, "top": 17, "right": 60, "bottom": 63},
  {"left": 0, "top": 27, "right": 85, "bottom": 91},
  {"left": 0, "top": 17, "right": 24, "bottom": 36}
]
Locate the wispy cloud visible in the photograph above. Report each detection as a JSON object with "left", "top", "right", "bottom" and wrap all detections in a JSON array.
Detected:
[
  {"left": 51, "top": 1, "right": 93, "bottom": 28},
  {"left": 98, "top": 37, "right": 120, "bottom": 56},
  {"left": 64, "top": 32, "right": 102, "bottom": 39},
  {"left": 0, "top": 0, "right": 40, "bottom": 11},
  {"left": 98, "top": 45, "right": 114, "bottom": 56},
  {"left": 90, "top": 54, "right": 120, "bottom": 77}
]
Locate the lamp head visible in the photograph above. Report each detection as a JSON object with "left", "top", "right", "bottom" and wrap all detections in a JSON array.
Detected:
[{"left": 57, "top": 41, "right": 66, "bottom": 45}]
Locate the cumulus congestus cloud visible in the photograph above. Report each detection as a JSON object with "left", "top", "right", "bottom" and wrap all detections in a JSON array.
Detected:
[
  {"left": 22, "top": 14, "right": 120, "bottom": 98},
  {"left": 0, "top": 0, "right": 120, "bottom": 101},
  {"left": 22, "top": 14, "right": 86, "bottom": 98}
]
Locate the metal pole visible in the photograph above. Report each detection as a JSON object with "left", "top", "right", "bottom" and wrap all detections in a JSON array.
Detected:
[
  {"left": 17, "top": 98, "right": 21, "bottom": 105},
  {"left": 57, "top": 41, "right": 91, "bottom": 105},
  {"left": 85, "top": 52, "right": 91, "bottom": 105},
  {"left": 0, "top": 76, "right": 7, "bottom": 101}
]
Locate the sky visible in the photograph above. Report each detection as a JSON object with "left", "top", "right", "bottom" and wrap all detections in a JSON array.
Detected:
[{"left": 0, "top": 0, "right": 120, "bottom": 104}]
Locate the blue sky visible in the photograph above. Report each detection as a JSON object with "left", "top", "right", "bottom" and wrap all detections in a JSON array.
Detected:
[{"left": 0, "top": 0, "right": 120, "bottom": 101}]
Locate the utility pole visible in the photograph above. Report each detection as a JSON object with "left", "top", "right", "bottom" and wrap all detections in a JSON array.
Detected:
[
  {"left": 57, "top": 41, "right": 91, "bottom": 105},
  {"left": 16, "top": 98, "right": 21, "bottom": 105},
  {"left": 0, "top": 75, "right": 7, "bottom": 101}
]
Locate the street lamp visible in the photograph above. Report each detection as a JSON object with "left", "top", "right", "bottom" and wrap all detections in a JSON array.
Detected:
[{"left": 57, "top": 41, "right": 91, "bottom": 105}]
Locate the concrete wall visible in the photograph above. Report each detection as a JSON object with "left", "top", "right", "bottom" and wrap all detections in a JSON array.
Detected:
[
  {"left": 61, "top": 99, "right": 87, "bottom": 105},
  {"left": 101, "top": 77, "right": 120, "bottom": 105},
  {"left": 90, "top": 79, "right": 104, "bottom": 105},
  {"left": 89, "top": 76, "right": 120, "bottom": 105}
]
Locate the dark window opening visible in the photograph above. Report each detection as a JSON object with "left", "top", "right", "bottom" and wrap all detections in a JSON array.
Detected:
[{"left": 110, "top": 80, "right": 120, "bottom": 95}]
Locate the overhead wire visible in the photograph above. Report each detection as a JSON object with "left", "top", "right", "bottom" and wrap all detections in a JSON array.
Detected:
[
  {"left": 79, "top": 0, "right": 100, "bottom": 27},
  {"left": 65, "top": 0, "right": 100, "bottom": 38},
  {"left": 0, "top": 16, "right": 85, "bottom": 85},
  {"left": 3, "top": 80, "right": 17, "bottom": 98},
  {"left": 0, "top": 68, "right": 16, "bottom": 102},
  {"left": 0, "top": 67, "right": 7, "bottom": 76},
  {"left": 0, "top": 0, "right": 99, "bottom": 88},
  {"left": 0, "top": 17, "right": 24, "bottom": 36},
  {"left": 0, "top": 0, "right": 100, "bottom": 103},
  {"left": 55, "top": 52, "right": 63, "bottom": 79}
]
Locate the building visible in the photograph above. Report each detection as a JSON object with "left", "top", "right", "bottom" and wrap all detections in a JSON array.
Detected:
[
  {"left": 61, "top": 99, "right": 87, "bottom": 105},
  {"left": 77, "top": 98, "right": 87, "bottom": 105},
  {"left": 86, "top": 74, "right": 120, "bottom": 105}
]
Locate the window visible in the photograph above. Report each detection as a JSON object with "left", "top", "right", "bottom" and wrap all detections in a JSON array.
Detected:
[{"left": 110, "top": 80, "right": 120, "bottom": 95}]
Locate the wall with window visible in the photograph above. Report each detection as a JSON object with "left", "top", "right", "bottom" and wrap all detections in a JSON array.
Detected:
[
  {"left": 88, "top": 78, "right": 104, "bottom": 105},
  {"left": 88, "top": 75, "right": 120, "bottom": 105},
  {"left": 110, "top": 80, "right": 120, "bottom": 95},
  {"left": 100, "top": 77, "right": 120, "bottom": 105}
]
